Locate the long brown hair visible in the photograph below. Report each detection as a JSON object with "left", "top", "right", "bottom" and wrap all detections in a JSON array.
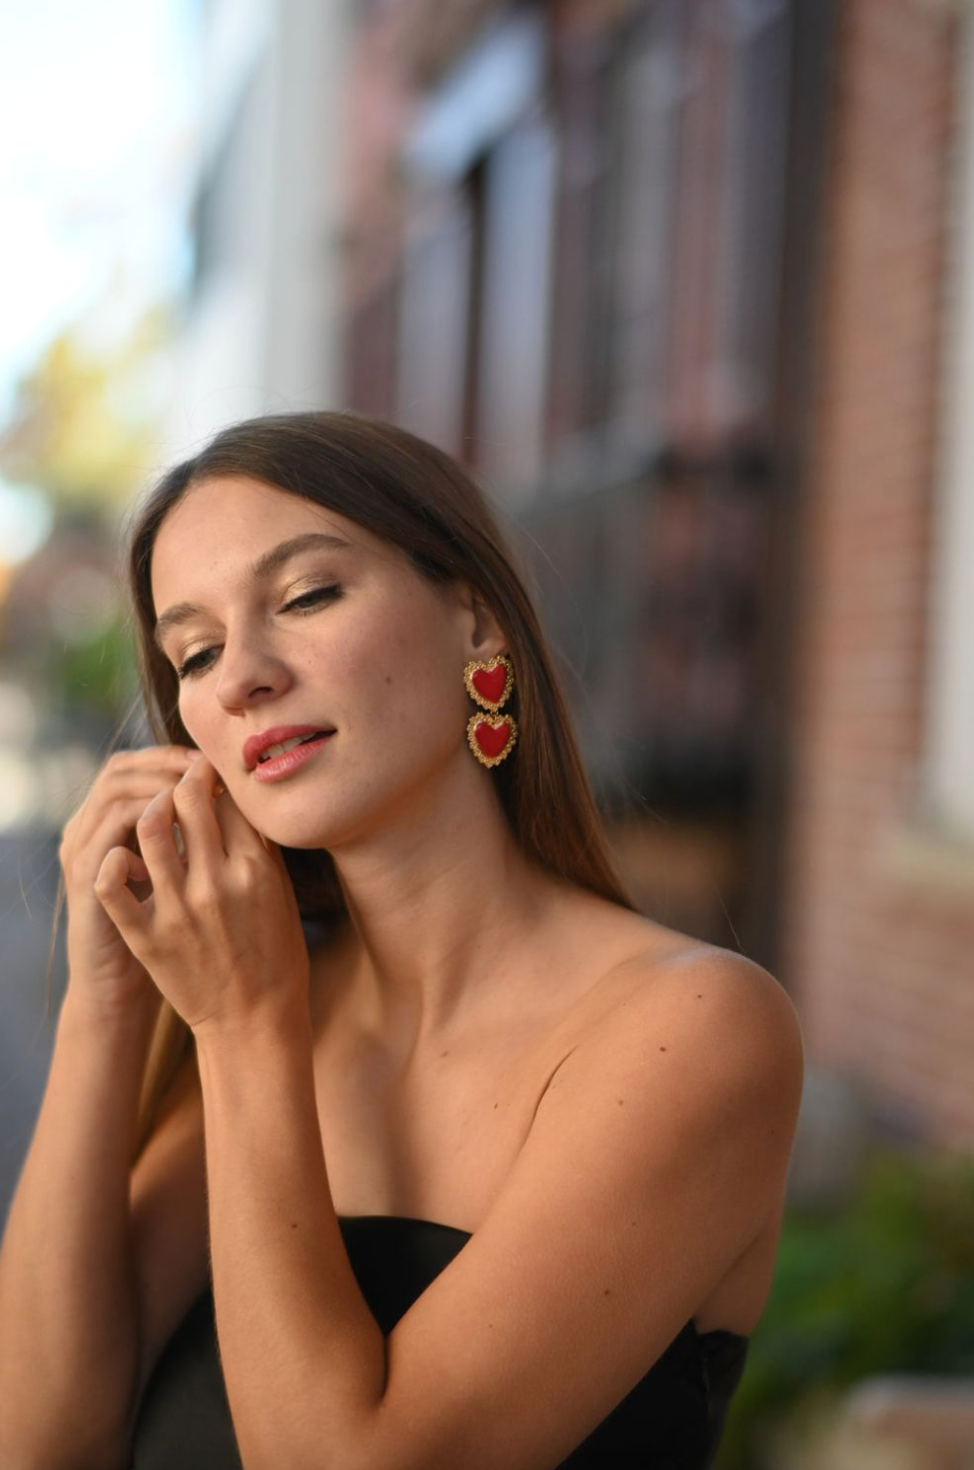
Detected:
[{"left": 118, "top": 410, "right": 638, "bottom": 1157}]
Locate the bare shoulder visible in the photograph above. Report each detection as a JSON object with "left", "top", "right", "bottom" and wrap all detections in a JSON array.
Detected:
[
  {"left": 560, "top": 896, "right": 802, "bottom": 1047},
  {"left": 549, "top": 932, "right": 805, "bottom": 1158},
  {"left": 635, "top": 938, "right": 798, "bottom": 1072},
  {"left": 637, "top": 940, "right": 805, "bottom": 1050}
]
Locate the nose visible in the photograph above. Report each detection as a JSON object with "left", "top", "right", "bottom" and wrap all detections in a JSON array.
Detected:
[{"left": 213, "top": 632, "right": 294, "bottom": 711}]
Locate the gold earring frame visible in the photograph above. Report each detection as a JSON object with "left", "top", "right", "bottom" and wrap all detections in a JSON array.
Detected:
[{"left": 463, "top": 653, "right": 518, "bottom": 768}]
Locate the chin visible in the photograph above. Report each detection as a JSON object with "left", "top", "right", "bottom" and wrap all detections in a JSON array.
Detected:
[
  {"left": 243, "top": 801, "right": 344, "bottom": 851},
  {"left": 272, "top": 829, "right": 335, "bottom": 852},
  {"left": 240, "top": 811, "right": 331, "bottom": 850}
]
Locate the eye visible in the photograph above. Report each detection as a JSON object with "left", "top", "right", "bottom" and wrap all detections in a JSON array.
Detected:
[
  {"left": 284, "top": 583, "right": 343, "bottom": 612},
  {"left": 176, "top": 646, "right": 216, "bottom": 680},
  {"left": 173, "top": 584, "right": 343, "bottom": 681}
]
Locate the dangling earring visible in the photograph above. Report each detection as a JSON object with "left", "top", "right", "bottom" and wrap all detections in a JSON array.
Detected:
[{"left": 463, "top": 653, "right": 518, "bottom": 768}]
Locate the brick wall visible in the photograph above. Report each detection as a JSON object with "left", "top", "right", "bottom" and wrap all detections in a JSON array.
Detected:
[{"left": 782, "top": 0, "right": 974, "bottom": 1147}]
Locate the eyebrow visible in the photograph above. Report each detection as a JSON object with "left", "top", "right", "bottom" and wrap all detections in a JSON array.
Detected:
[{"left": 153, "top": 532, "right": 355, "bottom": 651}]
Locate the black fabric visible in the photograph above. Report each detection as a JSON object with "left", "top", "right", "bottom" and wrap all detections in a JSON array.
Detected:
[{"left": 130, "top": 1215, "right": 749, "bottom": 1469}]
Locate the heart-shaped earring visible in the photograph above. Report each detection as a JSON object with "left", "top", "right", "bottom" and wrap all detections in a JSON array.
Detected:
[
  {"left": 463, "top": 653, "right": 518, "bottom": 767},
  {"left": 463, "top": 652, "right": 515, "bottom": 711}
]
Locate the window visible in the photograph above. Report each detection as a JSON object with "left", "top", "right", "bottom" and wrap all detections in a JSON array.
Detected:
[
  {"left": 604, "top": 1, "right": 683, "bottom": 441},
  {"left": 396, "top": 187, "right": 474, "bottom": 459},
  {"left": 473, "top": 105, "right": 557, "bottom": 497},
  {"left": 913, "top": 4, "right": 974, "bottom": 850}
]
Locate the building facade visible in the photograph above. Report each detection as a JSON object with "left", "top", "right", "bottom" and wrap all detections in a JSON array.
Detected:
[
  {"left": 338, "top": 0, "right": 974, "bottom": 1148},
  {"left": 781, "top": 0, "right": 974, "bottom": 1147}
]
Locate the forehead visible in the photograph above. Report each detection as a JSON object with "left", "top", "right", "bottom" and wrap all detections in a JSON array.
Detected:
[{"left": 150, "top": 475, "right": 389, "bottom": 604}]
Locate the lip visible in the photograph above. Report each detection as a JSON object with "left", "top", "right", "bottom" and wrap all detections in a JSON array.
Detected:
[
  {"left": 251, "top": 732, "right": 335, "bottom": 783},
  {"left": 243, "top": 723, "right": 336, "bottom": 771}
]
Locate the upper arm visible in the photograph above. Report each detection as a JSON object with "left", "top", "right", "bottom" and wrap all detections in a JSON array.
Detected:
[
  {"left": 356, "top": 952, "right": 804, "bottom": 1470},
  {"left": 123, "top": 1044, "right": 210, "bottom": 1428}
]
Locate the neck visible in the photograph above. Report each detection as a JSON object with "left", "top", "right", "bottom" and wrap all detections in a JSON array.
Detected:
[{"left": 320, "top": 771, "right": 559, "bottom": 1051}]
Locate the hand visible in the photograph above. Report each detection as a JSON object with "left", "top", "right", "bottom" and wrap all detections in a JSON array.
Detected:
[
  {"left": 92, "top": 755, "right": 310, "bottom": 1037},
  {"left": 59, "top": 744, "right": 198, "bottom": 1016}
]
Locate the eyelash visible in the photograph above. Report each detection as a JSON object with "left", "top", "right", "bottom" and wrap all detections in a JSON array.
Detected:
[{"left": 175, "top": 584, "right": 343, "bottom": 680}]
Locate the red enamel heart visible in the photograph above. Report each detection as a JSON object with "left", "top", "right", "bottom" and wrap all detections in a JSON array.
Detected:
[
  {"left": 472, "top": 664, "right": 508, "bottom": 704},
  {"left": 474, "top": 719, "right": 512, "bottom": 758}
]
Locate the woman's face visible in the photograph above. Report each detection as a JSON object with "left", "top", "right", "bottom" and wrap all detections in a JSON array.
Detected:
[{"left": 149, "top": 474, "right": 486, "bottom": 849}]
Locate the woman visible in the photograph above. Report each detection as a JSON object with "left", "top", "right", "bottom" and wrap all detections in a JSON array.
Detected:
[{"left": 0, "top": 411, "right": 804, "bottom": 1470}]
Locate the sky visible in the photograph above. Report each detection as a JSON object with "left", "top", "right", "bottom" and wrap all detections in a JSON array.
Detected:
[
  {"left": 0, "top": 0, "right": 200, "bottom": 423},
  {"left": 0, "top": 0, "right": 202, "bottom": 821}
]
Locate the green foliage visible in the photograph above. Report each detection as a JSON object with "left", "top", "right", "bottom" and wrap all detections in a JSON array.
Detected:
[
  {"left": 718, "top": 1149, "right": 974, "bottom": 1469},
  {"left": 45, "top": 608, "right": 140, "bottom": 724}
]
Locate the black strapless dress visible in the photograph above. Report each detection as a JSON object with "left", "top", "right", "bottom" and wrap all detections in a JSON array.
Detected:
[{"left": 130, "top": 1215, "right": 749, "bottom": 1469}]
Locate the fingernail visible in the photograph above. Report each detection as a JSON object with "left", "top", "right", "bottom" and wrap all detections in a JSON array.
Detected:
[{"left": 187, "top": 749, "right": 204, "bottom": 760}]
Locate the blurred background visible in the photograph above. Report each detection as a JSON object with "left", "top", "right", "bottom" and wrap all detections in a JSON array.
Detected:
[{"left": 2, "top": 0, "right": 973, "bottom": 1465}]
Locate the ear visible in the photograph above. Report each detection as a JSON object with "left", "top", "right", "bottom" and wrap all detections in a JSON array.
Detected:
[{"left": 453, "top": 579, "right": 508, "bottom": 662}]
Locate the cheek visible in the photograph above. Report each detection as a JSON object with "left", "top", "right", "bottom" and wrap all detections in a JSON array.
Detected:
[
  {"left": 377, "top": 645, "right": 467, "bottom": 743},
  {"left": 328, "top": 608, "right": 410, "bottom": 700},
  {"left": 176, "top": 689, "right": 215, "bottom": 758}
]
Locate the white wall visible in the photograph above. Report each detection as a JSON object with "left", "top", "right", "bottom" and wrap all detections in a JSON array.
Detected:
[{"left": 162, "top": 0, "right": 354, "bottom": 461}]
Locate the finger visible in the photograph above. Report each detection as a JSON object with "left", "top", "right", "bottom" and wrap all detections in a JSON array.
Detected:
[
  {"left": 90, "top": 795, "right": 177, "bottom": 846},
  {"left": 102, "top": 745, "right": 200, "bottom": 781},
  {"left": 130, "top": 742, "right": 198, "bottom": 763},
  {"left": 83, "top": 770, "right": 200, "bottom": 835},
  {"left": 93, "top": 846, "right": 154, "bottom": 937},
  {"left": 171, "top": 757, "right": 228, "bottom": 863},
  {"left": 90, "top": 782, "right": 193, "bottom": 843},
  {"left": 123, "top": 850, "right": 151, "bottom": 883},
  {"left": 136, "top": 790, "right": 186, "bottom": 892},
  {"left": 65, "top": 797, "right": 174, "bottom": 883},
  {"left": 122, "top": 848, "right": 153, "bottom": 901},
  {"left": 214, "top": 788, "right": 266, "bottom": 856}
]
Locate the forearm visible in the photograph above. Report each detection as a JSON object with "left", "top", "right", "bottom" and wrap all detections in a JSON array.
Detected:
[
  {"left": 0, "top": 983, "right": 158, "bottom": 1470},
  {"left": 195, "top": 1004, "right": 387, "bottom": 1470}
]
